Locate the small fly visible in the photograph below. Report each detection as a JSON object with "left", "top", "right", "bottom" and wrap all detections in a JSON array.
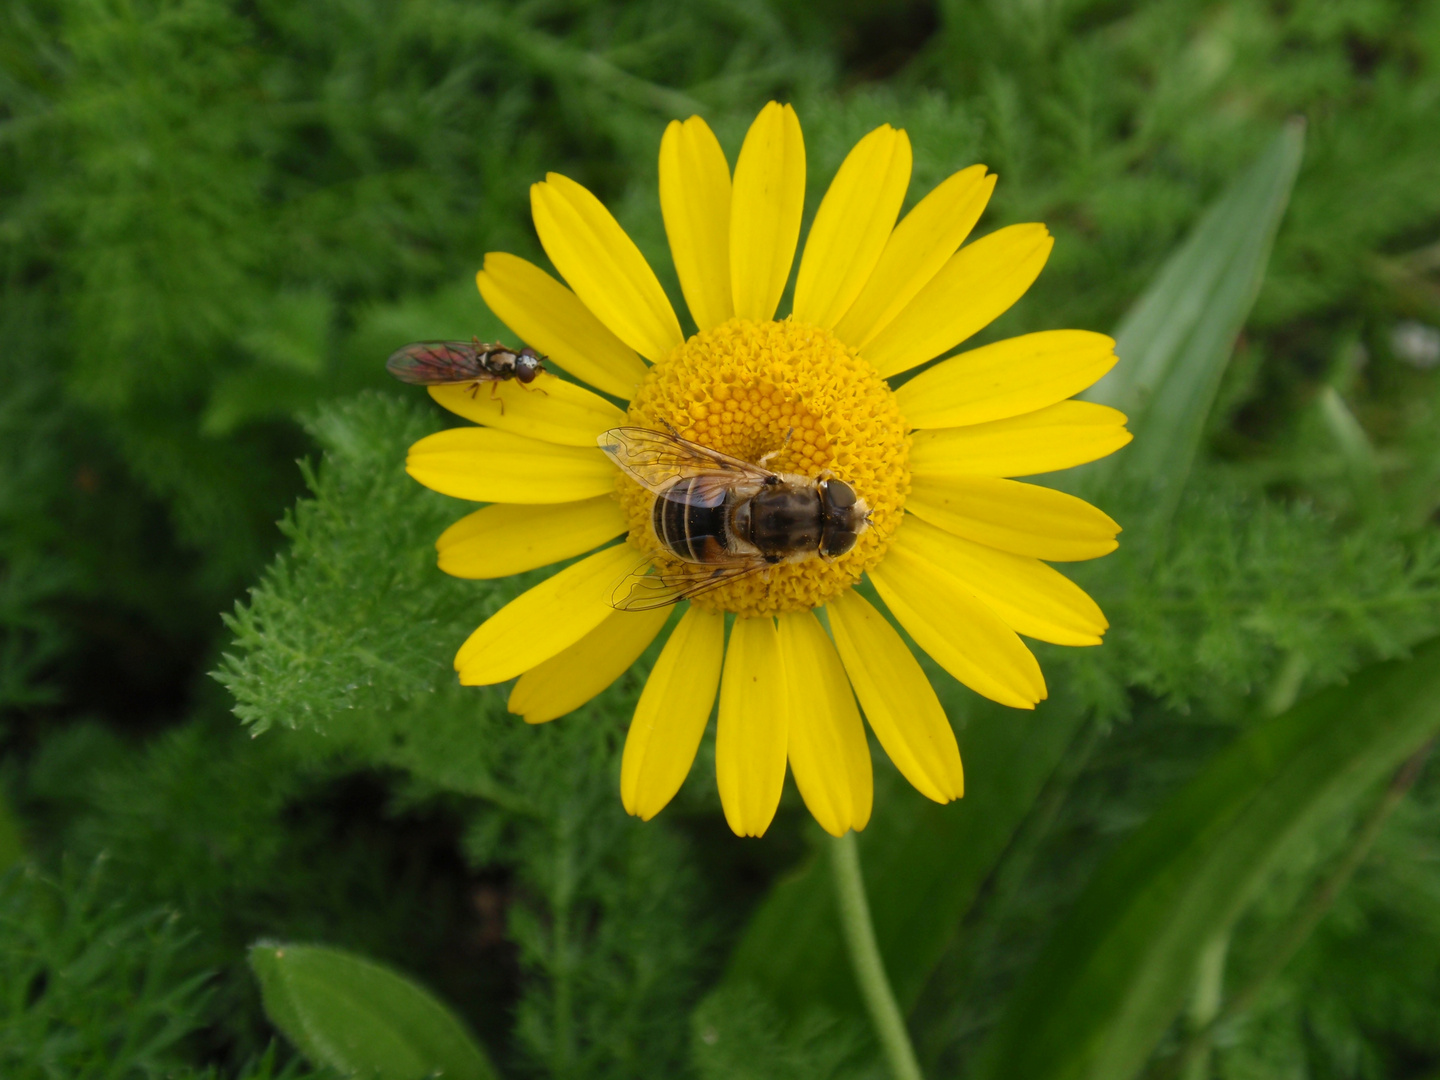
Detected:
[{"left": 386, "top": 339, "right": 548, "bottom": 403}]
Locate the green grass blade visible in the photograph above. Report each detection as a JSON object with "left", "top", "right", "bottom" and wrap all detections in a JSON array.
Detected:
[
  {"left": 970, "top": 636, "right": 1440, "bottom": 1080},
  {"left": 249, "top": 942, "right": 501, "bottom": 1080},
  {"left": 1086, "top": 121, "right": 1305, "bottom": 525}
]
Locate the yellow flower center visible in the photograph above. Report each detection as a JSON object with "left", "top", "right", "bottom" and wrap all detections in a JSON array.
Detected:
[{"left": 620, "top": 317, "right": 910, "bottom": 617}]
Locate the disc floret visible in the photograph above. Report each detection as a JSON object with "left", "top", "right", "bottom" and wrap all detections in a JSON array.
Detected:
[{"left": 620, "top": 317, "right": 910, "bottom": 617}]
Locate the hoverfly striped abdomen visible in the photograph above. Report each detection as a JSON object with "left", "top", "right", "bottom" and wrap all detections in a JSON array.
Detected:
[{"left": 651, "top": 476, "right": 735, "bottom": 563}]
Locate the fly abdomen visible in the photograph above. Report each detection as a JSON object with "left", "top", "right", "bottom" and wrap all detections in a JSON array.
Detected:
[{"left": 653, "top": 477, "right": 731, "bottom": 563}]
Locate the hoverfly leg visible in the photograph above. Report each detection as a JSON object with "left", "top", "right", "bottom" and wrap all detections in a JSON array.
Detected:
[
  {"left": 757, "top": 427, "right": 795, "bottom": 469},
  {"left": 488, "top": 380, "right": 506, "bottom": 416}
]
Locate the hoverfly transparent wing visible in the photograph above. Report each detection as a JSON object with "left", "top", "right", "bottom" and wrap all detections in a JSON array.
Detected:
[
  {"left": 610, "top": 556, "right": 768, "bottom": 611},
  {"left": 597, "top": 426, "right": 774, "bottom": 496},
  {"left": 386, "top": 341, "right": 485, "bottom": 385}
]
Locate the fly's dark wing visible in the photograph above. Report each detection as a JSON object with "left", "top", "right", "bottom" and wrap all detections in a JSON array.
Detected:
[
  {"left": 610, "top": 557, "right": 768, "bottom": 611},
  {"left": 597, "top": 426, "right": 774, "bottom": 496},
  {"left": 386, "top": 341, "right": 485, "bottom": 385}
]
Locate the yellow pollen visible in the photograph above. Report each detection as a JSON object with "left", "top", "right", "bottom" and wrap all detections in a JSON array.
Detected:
[{"left": 620, "top": 317, "right": 910, "bottom": 617}]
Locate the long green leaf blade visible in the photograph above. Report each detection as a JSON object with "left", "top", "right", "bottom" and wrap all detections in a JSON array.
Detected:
[
  {"left": 972, "top": 637, "right": 1440, "bottom": 1080},
  {"left": 1085, "top": 120, "right": 1304, "bottom": 526},
  {"left": 249, "top": 941, "right": 500, "bottom": 1080}
]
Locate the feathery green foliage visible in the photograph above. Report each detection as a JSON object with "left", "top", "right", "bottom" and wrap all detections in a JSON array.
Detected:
[
  {"left": 0, "top": 859, "right": 210, "bottom": 1078},
  {"left": 0, "top": 859, "right": 325, "bottom": 1079}
]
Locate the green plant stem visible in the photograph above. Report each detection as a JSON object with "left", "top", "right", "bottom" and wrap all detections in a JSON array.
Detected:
[{"left": 831, "top": 831, "right": 924, "bottom": 1080}]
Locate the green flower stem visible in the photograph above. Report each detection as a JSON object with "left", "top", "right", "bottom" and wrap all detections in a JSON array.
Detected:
[{"left": 830, "top": 831, "right": 924, "bottom": 1080}]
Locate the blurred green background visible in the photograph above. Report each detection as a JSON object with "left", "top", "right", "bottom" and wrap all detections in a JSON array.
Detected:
[{"left": 3, "top": 0, "right": 1440, "bottom": 1077}]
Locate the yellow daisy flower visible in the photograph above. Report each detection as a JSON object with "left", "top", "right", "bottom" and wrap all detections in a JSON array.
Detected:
[{"left": 404, "top": 102, "right": 1130, "bottom": 839}]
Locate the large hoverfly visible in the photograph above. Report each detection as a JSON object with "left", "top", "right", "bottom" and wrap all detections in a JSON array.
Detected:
[
  {"left": 598, "top": 426, "right": 871, "bottom": 610},
  {"left": 386, "top": 339, "right": 547, "bottom": 399}
]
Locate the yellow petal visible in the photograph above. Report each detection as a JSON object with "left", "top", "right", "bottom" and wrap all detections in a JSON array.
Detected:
[
  {"left": 777, "top": 610, "right": 872, "bottom": 837},
  {"left": 716, "top": 616, "right": 789, "bottom": 837},
  {"left": 428, "top": 374, "right": 627, "bottom": 448},
  {"left": 531, "top": 173, "right": 683, "bottom": 361},
  {"left": 907, "top": 475, "right": 1121, "bottom": 561},
  {"left": 508, "top": 606, "right": 670, "bottom": 724},
  {"left": 870, "top": 540, "right": 1046, "bottom": 709},
  {"left": 453, "top": 544, "right": 634, "bottom": 685},
  {"left": 864, "top": 224, "right": 1054, "bottom": 379},
  {"left": 477, "top": 254, "right": 647, "bottom": 399},
  {"left": 660, "top": 117, "right": 733, "bottom": 332},
  {"left": 729, "top": 102, "right": 805, "bottom": 322},
  {"left": 826, "top": 589, "right": 964, "bottom": 804},
  {"left": 894, "top": 516, "right": 1108, "bottom": 646},
  {"left": 406, "top": 428, "right": 613, "bottom": 504},
  {"left": 909, "top": 401, "right": 1132, "bottom": 478},
  {"left": 833, "top": 165, "right": 994, "bottom": 349},
  {"left": 895, "top": 330, "right": 1118, "bottom": 429},
  {"left": 622, "top": 607, "right": 725, "bottom": 820},
  {"left": 436, "top": 497, "right": 627, "bottom": 580},
  {"left": 792, "top": 125, "right": 912, "bottom": 330}
]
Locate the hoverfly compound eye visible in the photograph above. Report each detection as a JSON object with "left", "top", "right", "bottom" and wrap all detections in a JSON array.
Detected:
[
  {"left": 515, "top": 352, "right": 542, "bottom": 382},
  {"left": 824, "top": 479, "right": 857, "bottom": 511},
  {"left": 823, "top": 530, "right": 858, "bottom": 558},
  {"left": 818, "top": 479, "right": 866, "bottom": 559}
]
